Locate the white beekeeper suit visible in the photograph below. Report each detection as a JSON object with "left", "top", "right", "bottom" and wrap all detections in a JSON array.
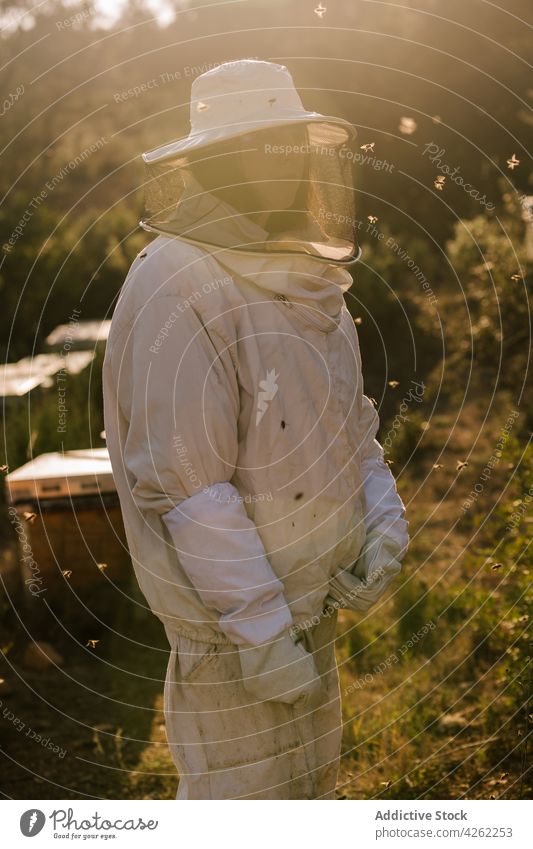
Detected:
[{"left": 103, "top": 60, "right": 409, "bottom": 799}]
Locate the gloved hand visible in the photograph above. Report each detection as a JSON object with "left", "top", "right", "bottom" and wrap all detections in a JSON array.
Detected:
[
  {"left": 238, "top": 628, "right": 323, "bottom": 708},
  {"left": 326, "top": 531, "right": 402, "bottom": 612}
]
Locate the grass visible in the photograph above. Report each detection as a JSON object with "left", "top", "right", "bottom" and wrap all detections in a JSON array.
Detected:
[{"left": 336, "top": 402, "right": 532, "bottom": 800}]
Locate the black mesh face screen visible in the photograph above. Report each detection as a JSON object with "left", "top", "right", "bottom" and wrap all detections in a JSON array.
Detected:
[{"left": 141, "top": 121, "right": 359, "bottom": 264}]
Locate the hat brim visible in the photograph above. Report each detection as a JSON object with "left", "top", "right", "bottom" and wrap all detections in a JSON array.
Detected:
[{"left": 142, "top": 113, "right": 357, "bottom": 165}]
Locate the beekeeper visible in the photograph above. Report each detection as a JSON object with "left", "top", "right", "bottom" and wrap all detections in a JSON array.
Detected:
[{"left": 103, "top": 59, "right": 409, "bottom": 800}]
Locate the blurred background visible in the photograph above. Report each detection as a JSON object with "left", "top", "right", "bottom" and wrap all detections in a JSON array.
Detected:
[{"left": 0, "top": 0, "right": 531, "bottom": 800}]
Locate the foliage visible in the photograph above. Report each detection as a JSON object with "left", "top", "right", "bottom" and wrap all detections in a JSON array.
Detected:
[{"left": 445, "top": 190, "right": 533, "bottom": 421}]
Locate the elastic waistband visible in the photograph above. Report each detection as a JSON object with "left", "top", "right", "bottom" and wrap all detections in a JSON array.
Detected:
[{"left": 162, "top": 607, "right": 336, "bottom": 648}]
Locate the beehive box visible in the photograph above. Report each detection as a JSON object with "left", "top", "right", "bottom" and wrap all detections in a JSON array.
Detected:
[{"left": 5, "top": 449, "right": 130, "bottom": 626}]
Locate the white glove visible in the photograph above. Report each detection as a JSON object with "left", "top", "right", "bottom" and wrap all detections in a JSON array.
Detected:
[
  {"left": 326, "top": 531, "right": 402, "bottom": 612},
  {"left": 238, "top": 628, "right": 322, "bottom": 707}
]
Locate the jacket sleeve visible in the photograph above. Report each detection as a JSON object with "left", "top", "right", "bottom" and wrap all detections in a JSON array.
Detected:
[
  {"left": 121, "top": 293, "right": 292, "bottom": 646},
  {"left": 359, "top": 393, "right": 409, "bottom": 560}
]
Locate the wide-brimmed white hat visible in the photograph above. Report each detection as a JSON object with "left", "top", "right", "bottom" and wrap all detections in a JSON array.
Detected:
[{"left": 142, "top": 59, "right": 357, "bottom": 164}]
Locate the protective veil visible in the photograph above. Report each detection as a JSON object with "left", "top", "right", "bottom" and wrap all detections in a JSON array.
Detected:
[
  {"left": 140, "top": 59, "right": 360, "bottom": 264},
  {"left": 141, "top": 122, "right": 359, "bottom": 264}
]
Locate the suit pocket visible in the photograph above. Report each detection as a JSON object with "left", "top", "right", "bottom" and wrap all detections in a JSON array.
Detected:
[{"left": 175, "top": 633, "right": 221, "bottom": 683}]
